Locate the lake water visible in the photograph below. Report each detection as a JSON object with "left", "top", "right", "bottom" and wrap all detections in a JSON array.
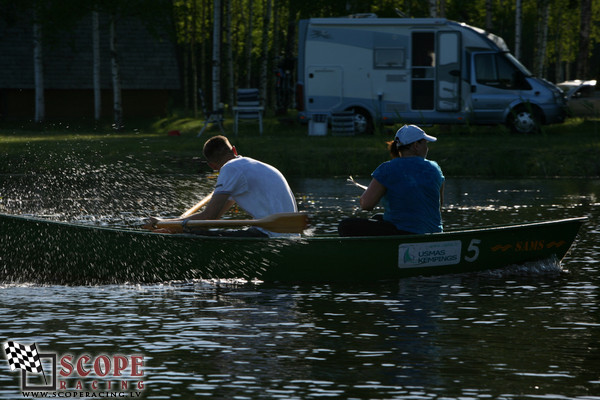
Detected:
[{"left": 0, "top": 172, "right": 599, "bottom": 399}]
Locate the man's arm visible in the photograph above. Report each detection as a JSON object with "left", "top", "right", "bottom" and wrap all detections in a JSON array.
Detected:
[
  {"left": 144, "top": 193, "right": 235, "bottom": 231},
  {"left": 188, "top": 193, "right": 234, "bottom": 220}
]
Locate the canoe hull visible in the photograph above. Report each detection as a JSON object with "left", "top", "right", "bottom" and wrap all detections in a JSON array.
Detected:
[{"left": 0, "top": 213, "right": 585, "bottom": 284}]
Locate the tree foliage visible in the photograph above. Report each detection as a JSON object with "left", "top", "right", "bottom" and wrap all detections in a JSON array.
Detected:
[
  {"left": 2, "top": 0, "right": 599, "bottom": 115},
  {"left": 170, "top": 0, "right": 599, "bottom": 112}
]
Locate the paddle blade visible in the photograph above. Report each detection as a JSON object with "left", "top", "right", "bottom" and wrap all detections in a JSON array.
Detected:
[{"left": 256, "top": 213, "right": 309, "bottom": 233}]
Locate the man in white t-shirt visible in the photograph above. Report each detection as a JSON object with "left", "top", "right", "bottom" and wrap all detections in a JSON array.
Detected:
[{"left": 148, "top": 135, "right": 297, "bottom": 237}]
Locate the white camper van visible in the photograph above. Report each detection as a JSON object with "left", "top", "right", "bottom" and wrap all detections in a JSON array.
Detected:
[{"left": 296, "top": 16, "right": 566, "bottom": 134}]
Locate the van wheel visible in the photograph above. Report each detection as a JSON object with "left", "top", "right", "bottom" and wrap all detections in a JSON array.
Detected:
[
  {"left": 507, "top": 106, "right": 540, "bottom": 134},
  {"left": 352, "top": 108, "right": 374, "bottom": 135}
]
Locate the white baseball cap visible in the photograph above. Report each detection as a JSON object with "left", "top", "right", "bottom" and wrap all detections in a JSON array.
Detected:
[{"left": 394, "top": 125, "right": 437, "bottom": 145}]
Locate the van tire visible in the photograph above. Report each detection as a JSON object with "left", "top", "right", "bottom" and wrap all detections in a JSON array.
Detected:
[
  {"left": 351, "top": 108, "right": 374, "bottom": 135},
  {"left": 507, "top": 105, "right": 541, "bottom": 134}
]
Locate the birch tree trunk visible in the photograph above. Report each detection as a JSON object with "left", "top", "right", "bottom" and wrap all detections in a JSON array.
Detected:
[
  {"left": 535, "top": 0, "right": 550, "bottom": 77},
  {"left": 179, "top": 1, "right": 189, "bottom": 113},
  {"left": 226, "top": 0, "right": 234, "bottom": 109},
  {"left": 514, "top": 0, "right": 522, "bottom": 59},
  {"left": 285, "top": 2, "right": 296, "bottom": 109},
  {"left": 553, "top": 10, "right": 563, "bottom": 82},
  {"left": 33, "top": 10, "right": 44, "bottom": 123},
  {"left": 271, "top": 1, "right": 279, "bottom": 111},
  {"left": 576, "top": 0, "right": 592, "bottom": 77},
  {"left": 245, "top": 0, "right": 254, "bottom": 87},
  {"left": 429, "top": 0, "right": 437, "bottom": 17},
  {"left": 191, "top": 0, "right": 198, "bottom": 116},
  {"left": 109, "top": 14, "right": 123, "bottom": 129},
  {"left": 200, "top": 1, "right": 207, "bottom": 112},
  {"left": 260, "top": 0, "right": 272, "bottom": 107},
  {"left": 212, "top": 0, "right": 222, "bottom": 110},
  {"left": 485, "top": 0, "right": 493, "bottom": 31},
  {"left": 92, "top": 11, "right": 101, "bottom": 121},
  {"left": 183, "top": 45, "right": 189, "bottom": 112}
]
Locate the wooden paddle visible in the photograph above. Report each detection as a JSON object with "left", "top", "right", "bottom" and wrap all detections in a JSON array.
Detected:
[
  {"left": 154, "top": 212, "right": 308, "bottom": 234},
  {"left": 181, "top": 192, "right": 213, "bottom": 217},
  {"left": 347, "top": 175, "right": 368, "bottom": 190}
]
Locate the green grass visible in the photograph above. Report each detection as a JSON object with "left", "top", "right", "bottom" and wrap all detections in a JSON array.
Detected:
[{"left": 1, "top": 113, "right": 599, "bottom": 178}]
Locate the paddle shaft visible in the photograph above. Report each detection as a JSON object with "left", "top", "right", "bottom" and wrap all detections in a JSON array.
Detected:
[
  {"left": 347, "top": 176, "right": 368, "bottom": 191},
  {"left": 181, "top": 192, "right": 213, "bottom": 217},
  {"left": 155, "top": 212, "right": 308, "bottom": 234}
]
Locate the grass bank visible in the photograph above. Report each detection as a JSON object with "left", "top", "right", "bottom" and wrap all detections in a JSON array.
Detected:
[{"left": 1, "top": 113, "right": 599, "bottom": 179}]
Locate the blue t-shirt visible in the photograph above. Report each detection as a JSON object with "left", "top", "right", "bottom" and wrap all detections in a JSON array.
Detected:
[{"left": 372, "top": 157, "right": 444, "bottom": 234}]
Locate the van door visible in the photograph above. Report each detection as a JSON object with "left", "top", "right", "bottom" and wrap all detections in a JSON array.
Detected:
[
  {"left": 436, "top": 31, "right": 461, "bottom": 111},
  {"left": 411, "top": 32, "right": 435, "bottom": 110},
  {"left": 306, "top": 66, "right": 343, "bottom": 112},
  {"left": 469, "top": 51, "right": 531, "bottom": 123}
]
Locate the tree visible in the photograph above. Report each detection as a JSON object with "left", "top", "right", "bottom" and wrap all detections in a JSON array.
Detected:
[
  {"left": 515, "top": 0, "right": 522, "bottom": 60},
  {"left": 577, "top": 0, "right": 592, "bottom": 77},
  {"left": 32, "top": 3, "right": 44, "bottom": 123},
  {"left": 429, "top": 0, "right": 437, "bottom": 17},
  {"left": 245, "top": 0, "right": 254, "bottom": 87},
  {"left": 535, "top": 0, "right": 551, "bottom": 77},
  {"left": 191, "top": 0, "right": 199, "bottom": 116},
  {"left": 92, "top": 10, "right": 101, "bottom": 122},
  {"left": 109, "top": 12, "right": 123, "bottom": 129},
  {"left": 225, "top": 0, "right": 234, "bottom": 109},
  {"left": 485, "top": 0, "right": 493, "bottom": 31},
  {"left": 260, "top": 0, "right": 272, "bottom": 103},
  {"left": 212, "top": 0, "right": 222, "bottom": 110}
]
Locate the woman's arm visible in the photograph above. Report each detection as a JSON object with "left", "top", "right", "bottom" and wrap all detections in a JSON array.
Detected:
[
  {"left": 360, "top": 178, "right": 386, "bottom": 211},
  {"left": 440, "top": 181, "right": 445, "bottom": 212}
]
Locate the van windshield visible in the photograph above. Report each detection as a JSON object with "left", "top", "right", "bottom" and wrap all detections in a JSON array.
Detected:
[
  {"left": 474, "top": 52, "right": 532, "bottom": 90},
  {"left": 504, "top": 53, "right": 532, "bottom": 77}
]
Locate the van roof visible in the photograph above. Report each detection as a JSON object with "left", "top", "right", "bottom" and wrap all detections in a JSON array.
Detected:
[{"left": 305, "top": 17, "right": 509, "bottom": 52}]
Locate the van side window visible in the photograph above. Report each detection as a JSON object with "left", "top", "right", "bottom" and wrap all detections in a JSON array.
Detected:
[
  {"left": 412, "top": 32, "right": 435, "bottom": 66},
  {"left": 474, "top": 54, "right": 496, "bottom": 83},
  {"left": 474, "top": 53, "right": 531, "bottom": 90},
  {"left": 374, "top": 48, "right": 406, "bottom": 69}
]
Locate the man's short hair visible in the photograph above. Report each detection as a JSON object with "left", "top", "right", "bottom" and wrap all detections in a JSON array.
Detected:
[{"left": 203, "top": 135, "right": 233, "bottom": 162}]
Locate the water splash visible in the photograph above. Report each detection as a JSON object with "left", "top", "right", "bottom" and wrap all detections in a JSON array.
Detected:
[
  {"left": 0, "top": 151, "right": 213, "bottom": 228},
  {"left": 477, "top": 255, "right": 566, "bottom": 278}
]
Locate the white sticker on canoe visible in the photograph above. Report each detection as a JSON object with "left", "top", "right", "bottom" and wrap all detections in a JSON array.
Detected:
[{"left": 398, "top": 240, "right": 462, "bottom": 268}]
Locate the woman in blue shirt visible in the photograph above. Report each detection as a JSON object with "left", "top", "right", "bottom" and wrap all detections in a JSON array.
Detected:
[{"left": 339, "top": 125, "right": 445, "bottom": 236}]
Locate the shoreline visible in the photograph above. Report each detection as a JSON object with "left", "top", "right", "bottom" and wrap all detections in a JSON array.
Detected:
[{"left": 1, "top": 116, "right": 599, "bottom": 179}]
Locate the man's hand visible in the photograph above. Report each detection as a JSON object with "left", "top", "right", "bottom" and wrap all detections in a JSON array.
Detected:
[
  {"left": 142, "top": 217, "right": 175, "bottom": 233},
  {"left": 143, "top": 216, "right": 176, "bottom": 233},
  {"left": 142, "top": 216, "right": 160, "bottom": 230}
]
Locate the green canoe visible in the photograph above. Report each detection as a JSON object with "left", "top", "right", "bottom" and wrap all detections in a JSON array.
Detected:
[{"left": 0, "top": 213, "right": 585, "bottom": 284}]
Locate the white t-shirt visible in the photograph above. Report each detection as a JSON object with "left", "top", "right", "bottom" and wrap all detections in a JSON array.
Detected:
[{"left": 214, "top": 157, "right": 297, "bottom": 233}]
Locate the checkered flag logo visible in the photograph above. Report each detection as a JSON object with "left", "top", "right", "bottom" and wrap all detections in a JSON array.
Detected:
[{"left": 3, "top": 341, "right": 44, "bottom": 374}]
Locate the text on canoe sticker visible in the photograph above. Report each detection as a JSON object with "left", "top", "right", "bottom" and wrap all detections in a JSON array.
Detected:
[{"left": 398, "top": 240, "right": 462, "bottom": 268}]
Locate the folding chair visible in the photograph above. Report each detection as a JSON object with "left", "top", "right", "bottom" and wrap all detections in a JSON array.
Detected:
[
  {"left": 330, "top": 112, "right": 356, "bottom": 136},
  {"left": 197, "top": 89, "right": 225, "bottom": 137},
  {"left": 233, "top": 88, "right": 264, "bottom": 136}
]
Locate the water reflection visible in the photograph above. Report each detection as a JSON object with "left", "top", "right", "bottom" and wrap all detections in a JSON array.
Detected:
[
  {"left": 0, "top": 171, "right": 599, "bottom": 399},
  {"left": 0, "top": 275, "right": 598, "bottom": 399}
]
